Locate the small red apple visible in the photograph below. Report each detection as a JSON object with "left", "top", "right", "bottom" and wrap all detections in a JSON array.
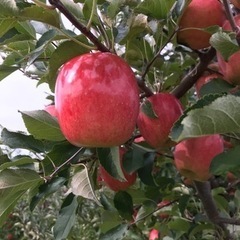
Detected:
[
  {"left": 231, "top": 0, "right": 240, "bottom": 9},
  {"left": 174, "top": 135, "right": 224, "bottom": 182},
  {"left": 217, "top": 15, "right": 240, "bottom": 85},
  {"left": 177, "top": 0, "right": 226, "bottom": 50},
  {"left": 99, "top": 147, "right": 137, "bottom": 191},
  {"left": 149, "top": 229, "right": 160, "bottom": 240},
  {"left": 55, "top": 52, "right": 139, "bottom": 147},
  {"left": 44, "top": 104, "right": 58, "bottom": 118},
  {"left": 137, "top": 93, "right": 183, "bottom": 149}
]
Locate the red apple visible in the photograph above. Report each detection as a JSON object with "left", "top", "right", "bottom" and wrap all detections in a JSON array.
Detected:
[
  {"left": 44, "top": 104, "right": 58, "bottom": 118},
  {"left": 99, "top": 147, "right": 137, "bottom": 191},
  {"left": 177, "top": 0, "right": 226, "bottom": 50},
  {"left": 174, "top": 135, "right": 224, "bottom": 182},
  {"left": 137, "top": 93, "right": 183, "bottom": 149},
  {"left": 217, "top": 16, "right": 240, "bottom": 85},
  {"left": 231, "top": 0, "right": 240, "bottom": 9},
  {"left": 55, "top": 52, "right": 139, "bottom": 147},
  {"left": 149, "top": 229, "right": 160, "bottom": 240}
]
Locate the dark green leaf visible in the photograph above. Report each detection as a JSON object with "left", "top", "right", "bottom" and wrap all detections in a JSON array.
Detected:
[
  {"left": 1, "top": 128, "right": 54, "bottom": 153},
  {"left": 0, "top": 65, "right": 18, "bottom": 81},
  {"left": 0, "top": 169, "right": 43, "bottom": 226},
  {"left": 0, "top": 157, "right": 37, "bottom": 171},
  {"left": 114, "top": 191, "right": 134, "bottom": 221},
  {"left": 20, "top": 110, "right": 65, "bottom": 141},
  {"left": 210, "top": 146, "right": 240, "bottom": 176},
  {"left": 170, "top": 94, "right": 240, "bottom": 142},
  {"left": 97, "top": 147, "right": 126, "bottom": 181},
  {"left": 30, "top": 177, "right": 66, "bottom": 211},
  {"left": 53, "top": 194, "right": 79, "bottom": 240},
  {"left": 100, "top": 223, "right": 129, "bottom": 240}
]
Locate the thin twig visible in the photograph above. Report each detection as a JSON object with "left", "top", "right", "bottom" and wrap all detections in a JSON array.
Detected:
[{"left": 48, "top": 0, "right": 110, "bottom": 52}]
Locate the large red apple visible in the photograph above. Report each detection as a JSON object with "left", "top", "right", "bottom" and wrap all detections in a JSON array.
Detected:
[
  {"left": 174, "top": 135, "right": 224, "bottom": 182},
  {"left": 99, "top": 147, "right": 137, "bottom": 191},
  {"left": 137, "top": 93, "right": 183, "bottom": 149},
  {"left": 55, "top": 52, "right": 139, "bottom": 147},
  {"left": 217, "top": 15, "right": 240, "bottom": 85},
  {"left": 149, "top": 229, "right": 160, "bottom": 240},
  {"left": 177, "top": 0, "right": 225, "bottom": 50}
]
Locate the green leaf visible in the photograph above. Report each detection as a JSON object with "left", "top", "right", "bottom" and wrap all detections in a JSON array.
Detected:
[
  {"left": 1, "top": 128, "right": 54, "bottom": 153},
  {"left": 114, "top": 191, "right": 134, "bottom": 221},
  {"left": 53, "top": 194, "right": 79, "bottom": 240},
  {"left": 30, "top": 177, "right": 66, "bottom": 211},
  {"left": 135, "top": 200, "right": 157, "bottom": 222},
  {"left": 199, "top": 78, "right": 235, "bottom": 98},
  {"left": 0, "top": 157, "right": 37, "bottom": 171},
  {"left": 0, "top": 19, "right": 17, "bottom": 38},
  {"left": 135, "top": 0, "right": 175, "bottom": 20},
  {"left": 210, "top": 146, "right": 240, "bottom": 176},
  {"left": 170, "top": 94, "right": 240, "bottom": 142},
  {"left": 100, "top": 210, "right": 122, "bottom": 233},
  {"left": 97, "top": 147, "right": 126, "bottom": 181},
  {"left": 71, "top": 164, "right": 101, "bottom": 205},
  {"left": 0, "top": 65, "right": 18, "bottom": 81},
  {"left": 100, "top": 223, "right": 129, "bottom": 240},
  {"left": 20, "top": 110, "right": 65, "bottom": 141},
  {"left": 167, "top": 217, "right": 190, "bottom": 232},
  {"left": 210, "top": 31, "right": 240, "bottom": 61},
  {"left": 140, "top": 99, "right": 158, "bottom": 119},
  {"left": 0, "top": 169, "right": 43, "bottom": 226},
  {"left": 45, "top": 40, "right": 90, "bottom": 91},
  {"left": 20, "top": 5, "right": 60, "bottom": 28}
]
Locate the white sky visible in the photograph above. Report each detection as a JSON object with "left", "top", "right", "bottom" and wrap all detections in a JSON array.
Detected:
[{"left": 0, "top": 71, "right": 52, "bottom": 132}]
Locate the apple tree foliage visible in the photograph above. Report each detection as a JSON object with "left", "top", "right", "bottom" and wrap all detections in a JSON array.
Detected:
[{"left": 1, "top": 0, "right": 240, "bottom": 239}]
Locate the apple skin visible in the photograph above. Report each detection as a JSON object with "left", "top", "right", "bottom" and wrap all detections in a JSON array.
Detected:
[
  {"left": 231, "top": 0, "right": 240, "bottom": 9},
  {"left": 149, "top": 229, "right": 160, "bottom": 240},
  {"left": 174, "top": 135, "right": 224, "bottom": 182},
  {"left": 55, "top": 52, "right": 139, "bottom": 147},
  {"left": 99, "top": 147, "right": 137, "bottom": 192},
  {"left": 137, "top": 93, "right": 183, "bottom": 149},
  {"left": 177, "top": 0, "right": 226, "bottom": 50},
  {"left": 44, "top": 105, "right": 58, "bottom": 118}
]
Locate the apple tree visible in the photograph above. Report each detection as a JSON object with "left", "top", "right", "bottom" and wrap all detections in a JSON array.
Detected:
[{"left": 2, "top": 0, "right": 240, "bottom": 239}]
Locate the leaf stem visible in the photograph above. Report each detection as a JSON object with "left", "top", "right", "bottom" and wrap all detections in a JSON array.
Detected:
[{"left": 86, "top": 0, "right": 97, "bottom": 30}]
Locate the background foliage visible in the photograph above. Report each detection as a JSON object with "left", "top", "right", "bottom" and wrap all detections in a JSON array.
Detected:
[{"left": 1, "top": 0, "right": 240, "bottom": 239}]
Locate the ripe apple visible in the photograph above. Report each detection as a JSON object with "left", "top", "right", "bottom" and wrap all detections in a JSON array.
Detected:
[
  {"left": 55, "top": 52, "right": 139, "bottom": 147},
  {"left": 177, "top": 0, "right": 225, "bottom": 50},
  {"left": 174, "top": 135, "right": 224, "bottom": 182},
  {"left": 231, "top": 0, "right": 240, "bottom": 9},
  {"left": 137, "top": 93, "right": 183, "bottom": 149},
  {"left": 98, "top": 147, "right": 137, "bottom": 191},
  {"left": 217, "top": 15, "right": 240, "bottom": 85},
  {"left": 44, "top": 104, "right": 58, "bottom": 118},
  {"left": 149, "top": 229, "right": 160, "bottom": 240}
]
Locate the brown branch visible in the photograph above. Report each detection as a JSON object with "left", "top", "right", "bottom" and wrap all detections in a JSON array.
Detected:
[
  {"left": 48, "top": 0, "right": 110, "bottom": 52},
  {"left": 194, "top": 181, "right": 233, "bottom": 240},
  {"left": 136, "top": 76, "right": 154, "bottom": 97},
  {"left": 171, "top": 47, "right": 216, "bottom": 98}
]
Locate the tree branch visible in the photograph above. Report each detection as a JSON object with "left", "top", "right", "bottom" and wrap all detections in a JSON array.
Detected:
[
  {"left": 194, "top": 181, "right": 233, "bottom": 240},
  {"left": 48, "top": 0, "right": 110, "bottom": 52},
  {"left": 171, "top": 47, "right": 216, "bottom": 98}
]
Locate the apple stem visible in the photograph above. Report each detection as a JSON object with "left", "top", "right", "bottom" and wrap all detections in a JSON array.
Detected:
[
  {"left": 171, "top": 47, "right": 216, "bottom": 98},
  {"left": 48, "top": 0, "right": 110, "bottom": 53},
  {"left": 222, "top": 0, "right": 240, "bottom": 46},
  {"left": 194, "top": 181, "right": 233, "bottom": 240}
]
